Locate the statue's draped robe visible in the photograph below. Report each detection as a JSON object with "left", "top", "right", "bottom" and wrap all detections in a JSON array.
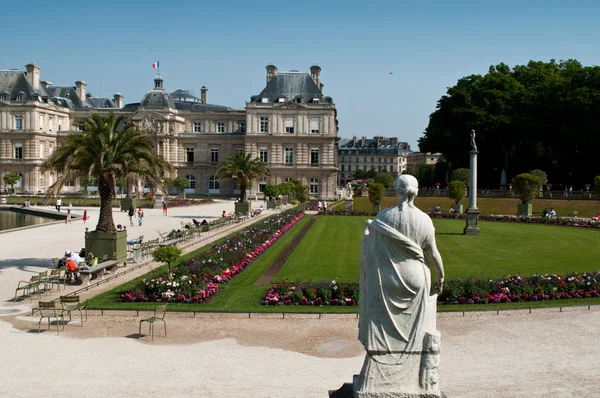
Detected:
[{"left": 358, "top": 207, "right": 437, "bottom": 354}]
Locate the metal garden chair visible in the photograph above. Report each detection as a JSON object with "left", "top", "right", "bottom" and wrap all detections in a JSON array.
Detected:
[
  {"left": 60, "top": 295, "right": 88, "bottom": 326},
  {"left": 37, "top": 301, "right": 64, "bottom": 334},
  {"left": 138, "top": 304, "right": 167, "bottom": 341}
]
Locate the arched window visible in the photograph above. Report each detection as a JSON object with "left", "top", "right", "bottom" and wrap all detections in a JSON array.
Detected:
[
  {"left": 186, "top": 175, "right": 196, "bottom": 189},
  {"left": 209, "top": 175, "right": 220, "bottom": 193},
  {"left": 310, "top": 178, "right": 319, "bottom": 194},
  {"left": 16, "top": 91, "right": 25, "bottom": 101}
]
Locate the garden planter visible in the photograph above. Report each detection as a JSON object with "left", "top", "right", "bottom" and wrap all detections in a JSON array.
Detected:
[
  {"left": 267, "top": 201, "right": 276, "bottom": 210},
  {"left": 120, "top": 198, "right": 137, "bottom": 212},
  {"left": 275, "top": 199, "right": 282, "bottom": 207},
  {"left": 517, "top": 203, "right": 532, "bottom": 217},
  {"left": 345, "top": 199, "right": 353, "bottom": 212},
  {"left": 85, "top": 229, "right": 127, "bottom": 266},
  {"left": 452, "top": 204, "right": 463, "bottom": 214},
  {"left": 235, "top": 201, "right": 252, "bottom": 216}
]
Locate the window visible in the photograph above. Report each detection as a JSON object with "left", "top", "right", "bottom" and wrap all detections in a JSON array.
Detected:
[
  {"left": 259, "top": 147, "right": 268, "bottom": 163},
  {"left": 16, "top": 91, "right": 25, "bottom": 101},
  {"left": 259, "top": 179, "right": 267, "bottom": 193},
  {"left": 363, "top": 157, "right": 367, "bottom": 163},
  {"left": 64, "top": 179, "right": 75, "bottom": 187},
  {"left": 310, "top": 118, "right": 320, "bottom": 134},
  {"left": 355, "top": 157, "right": 359, "bottom": 163},
  {"left": 285, "top": 147, "right": 293, "bottom": 164},
  {"left": 340, "top": 156, "right": 345, "bottom": 163},
  {"left": 78, "top": 121, "right": 85, "bottom": 132},
  {"left": 235, "top": 148, "right": 244, "bottom": 155},
  {"left": 371, "top": 157, "right": 374, "bottom": 163},
  {"left": 90, "top": 178, "right": 99, "bottom": 187},
  {"left": 310, "top": 148, "right": 319, "bottom": 165},
  {"left": 14, "top": 115, "right": 23, "bottom": 130},
  {"left": 186, "top": 175, "right": 196, "bottom": 189},
  {"left": 14, "top": 143, "right": 23, "bottom": 159},
  {"left": 312, "top": 98, "right": 319, "bottom": 104},
  {"left": 284, "top": 177, "right": 293, "bottom": 182},
  {"left": 260, "top": 117, "right": 269, "bottom": 133},
  {"left": 378, "top": 166, "right": 382, "bottom": 171},
  {"left": 240, "top": 122, "right": 246, "bottom": 133},
  {"left": 285, "top": 118, "right": 294, "bottom": 133},
  {"left": 0, "top": 92, "right": 7, "bottom": 101},
  {"left": 40, "top": 143, "right": 44, "bottom": 158},
  {"left": 217, "top": 122, "right": 225, "bottom": 133},
  {"left": 211, "top": 148, "right": 219, "bottom": 163},
  {"left": 49, "top": 144, "right": 54, "bottom": 155},
  {"left": 341, "top": 165, "right": 345, "bottom": 171},
  {"left": 378, "top": 158, "right": 381, "bottom": 163},
  {"left": 186, "top": 148, "right": 194, "bottom": 163},
  {"left": 261, "top": 97, "right": 269, "bottom": 103},
  {"left": 278, "top": 97, "right": 285, "bottom": 103},
  {"left": 57, "top": 119, "right": 62, "bottom": 131},
  {"left": 49, "top": 118, "right": 53, "bottom": 131},
  {"left": 39, "top": 115, "right": 44, "bottom": 130},
  {"left": 193, "top": 122, "right": 202, "bottom": 132},
  {"left": 391, "top": 166, "right": 394, "bottom": 172},
  {"left": 209, "top": 175, "right": 220, "bottom": 191},
  {"left": 310, "top": 178, "right": 319, "bottom": 194}
]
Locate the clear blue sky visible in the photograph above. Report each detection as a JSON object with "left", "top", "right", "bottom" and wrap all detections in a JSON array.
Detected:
[{"left": 3, "top": 0, "right": 600, "bottom": 149}]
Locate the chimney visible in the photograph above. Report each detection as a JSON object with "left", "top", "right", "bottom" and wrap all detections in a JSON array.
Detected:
[
  {"left": 113, "top": 93, "right": 123, "bottom": 108},
  {"left": 362, "top": 136, "right": 367, "bottom": 147},
  {"left": 391, "top": 137, "right": 398, "bottom": 145},
  {"left": 200, "top": 86, "right": 208, "bottom": 104},
  {"left": 310, "top": 64, "right": 321, "bottom": 89},
  {"left": 376, "top": 136, "right": 381, "bottom": 146},
  {"left": 75, "top": 80, "right": 87, "bottom": 101},
  {"left": 41, "top": 80, "right": 52, "bottom": 89},
  {"left": 266, "top": 64, "right": 277, "bottom": 84},
  {"left": 352, "top": 136, "right": 357, "bottom": 147},
  {"left": 25, "top": 63, "right": 40, "bottom": 90}
]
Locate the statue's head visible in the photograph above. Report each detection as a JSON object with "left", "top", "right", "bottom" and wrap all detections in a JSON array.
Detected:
[{"left": 394, "top": 175, "right": 419, "bottom": 207}]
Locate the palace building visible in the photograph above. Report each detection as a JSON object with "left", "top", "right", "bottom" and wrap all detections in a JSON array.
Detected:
[{"left": 0, "top": 63, "right": 339, "bottom": 199}]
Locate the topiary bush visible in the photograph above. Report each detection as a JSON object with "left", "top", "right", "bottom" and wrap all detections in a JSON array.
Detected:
[
  {"left": 368, "top": 183, "right": 384, "bottom": 205},
  {"left": 448, "top": 180, "right": 466, "bottom": 205},
  {"left": 512, "top": 173, "right": 540, "bottom": 204}
]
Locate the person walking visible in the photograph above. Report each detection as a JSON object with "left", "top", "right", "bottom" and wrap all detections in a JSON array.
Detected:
[
  {"left": 56, "top": 197, "right": 62, "bottom": 212},
  {"left": 162, "top": 200, "right": 168, "bottom": 216},
  {"left": 128, "top": 205, "right": 135, "bottom": 226},
  {"left": 137, "top": 207, "right": 144, "bottom": 226},
  {"left": 82, "top": 210, "right": 88, "bottom": 224},
  {"left": 65, "top": 209, "right": 72, "bottom": 224}
]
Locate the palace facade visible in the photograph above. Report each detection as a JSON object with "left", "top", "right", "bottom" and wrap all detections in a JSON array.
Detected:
[{"left": 0, "top": 63, "right": 339, "bottom": 199}]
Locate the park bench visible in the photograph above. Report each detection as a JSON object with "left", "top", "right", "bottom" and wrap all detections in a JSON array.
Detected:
[{"left": 78, "top": 260, "right": 119, "bottom": 286}]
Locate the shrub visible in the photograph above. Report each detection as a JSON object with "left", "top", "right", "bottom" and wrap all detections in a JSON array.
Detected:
[
  {"left": 263, "top": 184, "right": 279, "bottom": 198},
  {"left": 368, "top": 183, "right": 384, "bottom": 205},
  {"left": 374, "top": 172, "right": 395, "bottom": 188},
  {"left": 512, "top": 173, "right": 540, "bottom": 204},
  {"left": 529, "top": 169, "right": 548, "bottom": 187},
  {"left": 152, "top": 246, "right": 182, "bottom": 278},
  {"left": 450, "top": 168, "right": 470, "bottom": 186},
  {"left": 448, "top": 180, "right": 466, "bottom": 205}
]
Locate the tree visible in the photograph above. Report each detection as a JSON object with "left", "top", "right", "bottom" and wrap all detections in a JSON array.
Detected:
[
  {"left": 417, "top": 164, "right": 436, "bottom": 187},
  {"left": 353, "top": 169, "right": 368, "bottom": 179},
  {"left": 594, "top": 176, "right": 600, "bottom": 197},
  {"left": 368, "top": 183, "right": 384, "bottom": 206},
  {"left": 44, "top": 112, "right": 172, "bottom": 232},
  {"left": 277, "top": 182, "right": 292, "bottom": 196},
  {"left": 152, "top": 246, "right": 182, "bottom": 280},
  {"left": 79, "top": 176, "right": 93, "bottom": 196},
  {"left": 529, "top": 169, "right": 548, "bottom": 187},
  {"left": 448, "top": 180, "right": 466, "bottom": 205},
  {"left": 288, "top": 179, "right": 308, "bottom": 203},
  {"left": 512, "top": 173, "right": 540, "bottom": 204},
  {"left": 3, "top": 172, "right": 20, "bottom": 194},
  {"left": 374, "top": 172, "right": 395, "bottom": 188},
  {"left": 172, "top": 177, "right": 190, "bottom": 199},
  {"left": 216, "top": 153, "right": 270, "bottom": 202},
  {"left": 450, "top": 168, "right": 470, "bottom": 186},
  {"left": 263, "top": 184, "right": 279, "bottom": 199}
]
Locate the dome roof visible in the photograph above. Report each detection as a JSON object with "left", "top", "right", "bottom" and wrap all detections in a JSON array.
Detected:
[
  {"left": 170, "top": 88, "right": 201, "bottom": 103},
  {"left": 140, "top": 74, "right": 176, "bottom": 108}
]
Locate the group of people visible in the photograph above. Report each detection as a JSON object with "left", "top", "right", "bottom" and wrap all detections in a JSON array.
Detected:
[
  {"left": 542, "top": 208, "right": 557, "bottom": 218},
  {"left": 317, "top": 200, "right": 328, "bottom": 212},
  {"left": 128, "top": 206, "right": 145, "bottom": 226},
  {"left": 58, "top": 249, "right": 86, "bottom": 283}
]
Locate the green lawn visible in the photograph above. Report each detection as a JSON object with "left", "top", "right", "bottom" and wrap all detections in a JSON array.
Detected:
[{"left": 275, "top": 216, "right": 600, "bottom": 282}]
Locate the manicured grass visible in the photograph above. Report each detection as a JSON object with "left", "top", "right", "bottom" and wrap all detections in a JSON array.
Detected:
[{"left": 349, "top": 196, "right": 600, "bottom": 218}]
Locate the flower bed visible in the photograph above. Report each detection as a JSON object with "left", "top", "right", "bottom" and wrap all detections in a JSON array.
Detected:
[
  {"left": 119, "top": 209, "right": 304, "bottom": 303},
  {"left": 262, "top": 280, "right": 358, "bottom": 306},
  {"left": 440, "top": 271, "right": 600, "bottom": 304}
]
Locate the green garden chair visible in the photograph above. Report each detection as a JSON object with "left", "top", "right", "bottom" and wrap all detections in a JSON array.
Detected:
[
  {"left": 38, "top": 271, "right": 50, "bottom": 294},
  {"left": 14, "top": 275, "right": 41, "bottom": 301},
  {"left": 60, "top": 296, "right": 88, "bottom": 326},
  {"left": 138, "top": 304, "right": 167, "bottom": 341},
  {"left": 37, "top": 301, "right": 64, "bottom": 335},
  {"left": 48, "top": 268, "right": 66, "bottom": 292}
]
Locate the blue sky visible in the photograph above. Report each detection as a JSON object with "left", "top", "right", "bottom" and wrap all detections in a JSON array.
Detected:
[{"left": 3, "top": 0, "right": 600, "bottom": 149}]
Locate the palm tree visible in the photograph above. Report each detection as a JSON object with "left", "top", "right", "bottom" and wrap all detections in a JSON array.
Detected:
[
  {"left": 216, "top": 153, "right": 270, "bottom": 202},
  {"left": 44, "top": 112, "right": 172, "bottom": 232}
]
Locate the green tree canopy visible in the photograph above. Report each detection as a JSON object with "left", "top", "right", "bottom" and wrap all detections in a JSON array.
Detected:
[
  {"left": 216, "top": 153, "right": 270, "bottom": 202},
  {"left": 512, "top": 173, "right": 540, "bottom": 204},
  {"left": 529, "top": 169, "right": 548, "bottom": 187},
  {"left": 448, "top": 180, "right": 466, "bottom": 205},
  {"left": 152, "top": 246, "right": 182, "bottom": 280},
  {"left": 3, "top": 172, "right": 20, "bottom": 193},
  {"left": 44, "top": 112, "right": 172, "bottom": 232},
  {"left": 288, "top": 179, "right": 308, "bottom": 203},
  {"left": 263, "top": 184, "right": 279, "bottom": 198},
  {"left": 419, "top": 59, "right": 600, "bottom": 188},
  {"left": 450, "top": 168, "right": 470, "bottom": 186},
  {"left": 417, "top": 164, "right": 436, "bottom": 187},
  {"left": 368, "top": 183, "right": 385, "bottom": 205},
  {"left": 374, "top": 172, "right": 395, "bottom": 188}
]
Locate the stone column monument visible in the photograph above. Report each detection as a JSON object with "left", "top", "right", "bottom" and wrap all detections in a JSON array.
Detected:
[
  {"left": 330, "top": 175, "right": 446, "bottom": 398},
  {"left": 464, "top": 130, "right": 481, "bottom": 235}
]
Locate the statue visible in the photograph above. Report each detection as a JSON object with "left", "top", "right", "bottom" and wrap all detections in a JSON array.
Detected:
[
  {"left": 346, "top": 182, "right": 353, "bottom": 199},
  {"left": 470, "top": 129, "right": 477, "bottom": 152},
  {"left": 355, "top": 174, "right": 445, "bottom": 397}
]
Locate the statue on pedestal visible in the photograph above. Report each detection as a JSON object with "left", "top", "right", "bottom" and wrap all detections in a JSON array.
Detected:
[
  {"left": 346, "top": 182, "right": 353, "bottom": 199},
  {"left": 355, "top": 174, "right": 445, "bottom": 397},
  {"left": 470, "top": 129, "right": 477, "bottom": 152}
]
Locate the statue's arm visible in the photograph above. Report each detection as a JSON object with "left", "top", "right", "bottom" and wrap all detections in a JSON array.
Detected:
[{"left": 425, "top": 244, "right": 445, "bottom": 295}]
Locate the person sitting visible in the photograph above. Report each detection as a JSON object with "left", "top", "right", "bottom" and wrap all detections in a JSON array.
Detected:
[
  {"left": 192, "top": 218, "right": 201, "bottom": 227},
  {"left": 222, "top": 210, "right": 227, "bottom": 218},
  {"left": 65, "top": 256, "right": 79, "bottom": 283},
  {"left": 116, "top": 224, "right": 124, "bottom": 231},
  {"left": 542, "top": 208, "right": 548, "bottom": 218},
  {"left": 548, "top": 208, "right": 556, "bottom": 218}
]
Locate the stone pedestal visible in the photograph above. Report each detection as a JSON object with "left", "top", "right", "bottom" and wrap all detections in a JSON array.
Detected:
[
  {"left": 451, "top": 204, "right": 463, "bottom": 214},
  {"left": 463, "top": 208, "right": 480, "bottom": 235},
  {"left": 345, "top": 199, "right": 353, "bottom": 212}
]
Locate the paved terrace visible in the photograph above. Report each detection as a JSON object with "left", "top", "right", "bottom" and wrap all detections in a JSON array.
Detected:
[{"left": 0, "top": 203, "right": 599, "bottom": 397}]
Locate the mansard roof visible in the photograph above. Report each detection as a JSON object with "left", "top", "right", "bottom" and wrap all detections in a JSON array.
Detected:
[
  {"left": 47, "top": 86, "right": 86, "bottom": 108},
  {"left": 0, "top": 69, "right": 49, "bottom": 101},
  {"left": 251, "top": 72, "right": 333, "bottom": 104}
]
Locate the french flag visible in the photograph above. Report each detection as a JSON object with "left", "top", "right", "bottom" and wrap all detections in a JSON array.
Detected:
[{"left": 152, "top": 61, "right": 160, "bottom": 69}]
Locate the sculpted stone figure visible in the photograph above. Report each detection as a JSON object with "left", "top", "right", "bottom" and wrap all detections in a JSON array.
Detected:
[
  {"left": 470, "top": 129, "right": 477, "bottom": 152},
  {"left": 354, "top": 174, "right": 445, "bottom": 397},
  {"left": 346, "top": 182, "right": 353, "bottom": 199}
]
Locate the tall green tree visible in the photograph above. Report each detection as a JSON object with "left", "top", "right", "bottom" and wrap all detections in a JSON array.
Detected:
[
  {"left": 44, "top": 112, "right": 172, "bottom": 232},
  {"left": 3, "top": 172, "right": 20, "bottom": 194},
  {"left": 374, "top": 172, "right": 395, "bottom": 188},
  {"left": 216, "top": 153, "right": 270, "bottom": 202}
]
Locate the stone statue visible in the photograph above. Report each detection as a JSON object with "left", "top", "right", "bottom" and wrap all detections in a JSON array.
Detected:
[
  {"left": 355, "top": 174, "right": 445, "bottom": 397},
  {"left": 346, "top": 182, "right": 353, "bottom": 199},
  {"left": 470, "top": 129, "right": 477, "bottom": 152}
]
